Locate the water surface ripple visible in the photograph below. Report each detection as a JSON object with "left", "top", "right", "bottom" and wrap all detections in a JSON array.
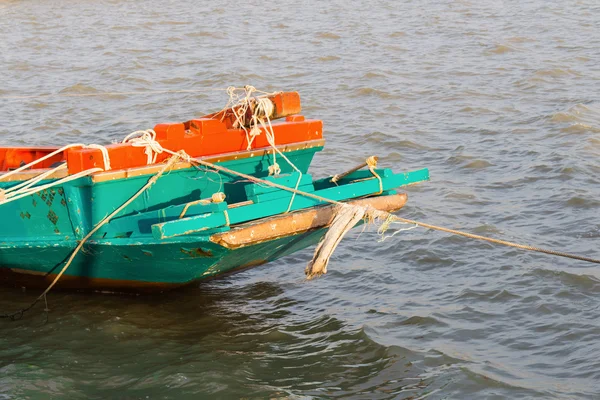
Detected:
[{"left": 1, "top": 0, "right": 599, "bottom": 398}]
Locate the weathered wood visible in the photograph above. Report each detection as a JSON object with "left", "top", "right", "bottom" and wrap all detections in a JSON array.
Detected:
[
  {"left": 225, "top": 168, "right": 427, "bottom": 225},
  {"left": 331, "top": 157, "right": 378, "bottom": 183},
  {"left": 210, "top": 193, "right": 408, "bottom": 249},
  {"left": 201, "top": 92, "right": 302, "bottom": 128},
  {"left": 152, "top": 208, "right": 229, "bottom": 240},
  {"left": 306, "top": 204, "right": 366, "bottom": 279}
]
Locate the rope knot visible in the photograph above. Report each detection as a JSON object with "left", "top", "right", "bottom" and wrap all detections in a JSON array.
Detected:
[
  {"left": 249, "top": 125, "right": 261, "bottom": 140},
  {"left": 268, "top": 163, "right": 281, "bottom": 176},
  {"left": 366, "top": 156, "right": 378, "bottom": 169},
  {"left": 254, "top": 97, "right": 274, "bottom": 119},
  {"left": 366, "top": 156, "right": 383, "bottom": 194},
  {"left": 122, "top": 129, "right": 164, "bottom": 165},
  {"left": 211, "top": 192, "right": 226, "bottom": 203}
]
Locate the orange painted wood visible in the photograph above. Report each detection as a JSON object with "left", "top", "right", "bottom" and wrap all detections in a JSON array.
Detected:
[
  {"left": 0, "top": 147, "right": 66, "bottom": 171},
  {"left": 201, "top": 91, "right": 302, "bottom": 129},
  {"left": 66, "top": 118, "right": 323, "bottom": 174},
  {"left": 1, "top": 92, "right": 315, "bottom": 174}
]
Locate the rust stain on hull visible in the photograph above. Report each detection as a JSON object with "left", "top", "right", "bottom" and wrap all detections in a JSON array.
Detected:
[{"left": 180, "top": 247, "right": 213, "bottom": 258}]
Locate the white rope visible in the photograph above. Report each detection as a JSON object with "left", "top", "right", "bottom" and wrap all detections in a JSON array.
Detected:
[
  {"left": 0, "top": 138, "right": 115, "bottom": 207},
  {"left": 219, "top": 87, "right": 301, "bottom": 212},
  {"left": 0, "top": 142, "right": 110, "bottom": 206},
  {"left": 253, "top": 97, "right": 302, "bottom": 212},
  {"left": 0, "top": 168, "right": 103, "bottom": 206},
  {"left": 0, "top": 143, "right": 86, "bottom": 182},
  {"left": 377, "top": 221, "right": 419, "bottom": 242},
  {"left": 222, "top": 86, "right": 280, "bottom": 151},
  {"left": 246, "top": 96, "right": 276, "bottom": 151},
  {"left": 227, "top": 86, "right": 256, "bottom": 148},
  {"left": 85, "top": 144, "right": 111, "bottom": 171},
  {"left": 117, "top": 126, "right": 293, "bottom": 204},
  {"left": 2, "top": 163, "right": 67, "bottom": 197},
  {"left": 255, "top": 97, "right": 275, "bottom": 119},
  {"left": 122, "top": 129, "right": 163, "bottom": 164}
]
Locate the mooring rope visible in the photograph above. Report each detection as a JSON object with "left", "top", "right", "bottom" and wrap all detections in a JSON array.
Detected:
[
  {"left": 178, "top": 155, "right": 600, "bottom": 267},
  {"left": 2, "top": 83, "right": 598, "bottom": 318},
  {"left": 387, "top": 217, "right": 600, "bottom": 264}
]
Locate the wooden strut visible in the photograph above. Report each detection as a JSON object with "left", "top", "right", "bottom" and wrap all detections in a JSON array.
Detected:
[
  {"left": 187, "top": 156, "right": 600, "bottom": 266},
  {"left": 331, "top": 156, "right": 378, "bottom": 184}
]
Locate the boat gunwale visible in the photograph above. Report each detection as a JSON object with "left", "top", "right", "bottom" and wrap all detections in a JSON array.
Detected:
[{"left": 0, "top": 139, "right": 326, "bottom": 183}]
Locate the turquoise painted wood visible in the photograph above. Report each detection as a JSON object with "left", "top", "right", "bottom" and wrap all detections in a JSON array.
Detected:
[
  {"left": 152, "top": 204, "right": 229, "bottom": 240},
  {"left": 0, "top": 143, "right": 430, "bottom": 291},
  {"left": 0, "top": 228, "right": 328, "bottom": 286},
  {"left": 0, "top": 146, "right": 321, "bottom": 241}
]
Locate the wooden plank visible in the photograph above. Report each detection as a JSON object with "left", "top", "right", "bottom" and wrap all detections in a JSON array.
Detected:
[
  {"left": 96, "top": 202, "right": 227, "bottom": 238},
  {"left": 245, "top": 173, "right": 314, "bottom": 196},
  {"left": 245, "top": 173, "right": 315, "bottom": 203},
  {"left": 151, "top": 212, "right": 229, "bottom": 240},
  {"left": 211, "top": 193, "right": 408, "bottom": 249},
  {"left": 226, "top": 168, "right": 429, "bottom": 225}
]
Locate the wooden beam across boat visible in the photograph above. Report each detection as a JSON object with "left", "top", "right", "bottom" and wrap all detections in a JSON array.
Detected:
[{"left": 210, "top": 193, "right": 408, "bottom": 249}]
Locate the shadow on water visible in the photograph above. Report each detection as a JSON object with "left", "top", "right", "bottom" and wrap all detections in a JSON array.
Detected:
[{"left": 0, "top": 281, "right": 440, "bottom": 399}]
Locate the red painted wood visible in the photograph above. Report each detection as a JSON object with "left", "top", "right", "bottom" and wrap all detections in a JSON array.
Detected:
[{"left": 0, "top": 92, "right": 318, "bottom": 174}]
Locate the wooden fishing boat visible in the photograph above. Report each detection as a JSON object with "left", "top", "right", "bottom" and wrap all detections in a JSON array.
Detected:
[{"left": 0, "top": 90, "right": 429, "bottom": 292}]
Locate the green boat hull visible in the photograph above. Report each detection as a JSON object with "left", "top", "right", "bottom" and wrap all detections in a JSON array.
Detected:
[
  {"left": 0, "top": 143, "right": 429, "bottom": 291},
  {"left": 0, "top": 228, "right": 327, "bottom": 292}
]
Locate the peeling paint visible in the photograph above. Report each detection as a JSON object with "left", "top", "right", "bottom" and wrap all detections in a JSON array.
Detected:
[
  {"left": 47, "top": 210, "right": 59, "bottom": 225},
  {"left": 180, "top": 247, "right": 213, "bottom": 258}
]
